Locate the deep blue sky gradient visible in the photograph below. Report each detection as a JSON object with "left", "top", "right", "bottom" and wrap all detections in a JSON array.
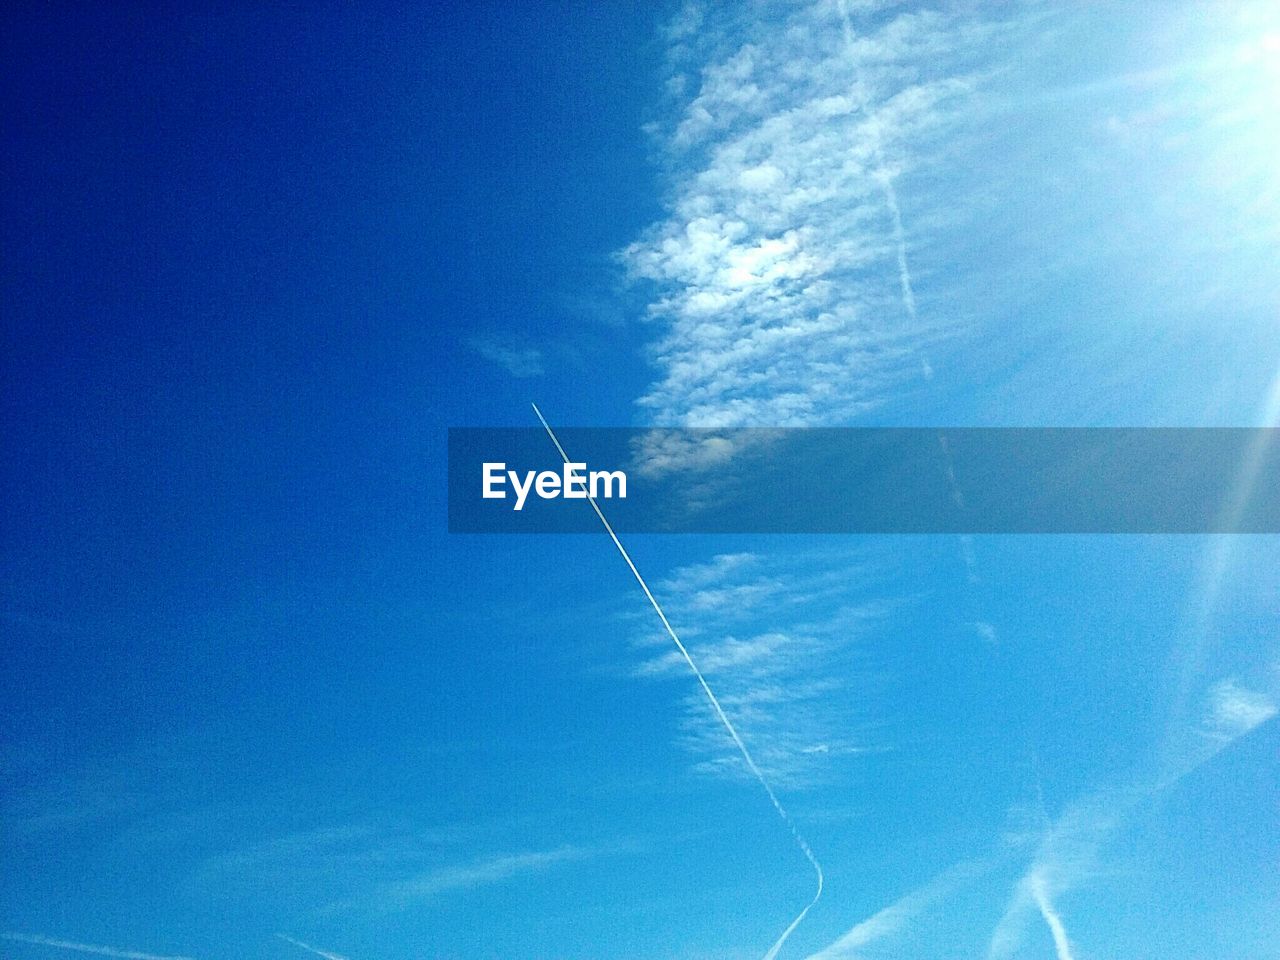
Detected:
[{"left": 3, "top": 3, "right": 1279, "bottom": 960}]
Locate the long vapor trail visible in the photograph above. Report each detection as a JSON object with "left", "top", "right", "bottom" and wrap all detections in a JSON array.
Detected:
[
  {"left": 839, "top": 0, "right": 921, "bottom": 330},
  {"left": 877, "top": 170, "right": 917, "bottom": 323},
  {"left": 1028, "top": 875, "right": 1075, "bottom": 960},
  {"left": 275, "top": 935, "right": 350, "bottom": 960},
  {"left": 532, "top": 403, "right": 824, "bottom": 960},
  {"left": 0, "top": 933, "right": 196, "bottom": 960}
]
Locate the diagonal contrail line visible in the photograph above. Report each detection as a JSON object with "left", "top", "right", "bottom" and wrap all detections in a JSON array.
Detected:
[
  {"left": 877, "top": 169, "right": 917, "bottom": 323},
  {"left": 837, "top": 1, "right": 917, "bottom": 327},
  {"left": 275, "top": 934, "right": 349, "bottom": 960},
  {"left": 532, "top": 403, "right": 823, "bottom": 960}
]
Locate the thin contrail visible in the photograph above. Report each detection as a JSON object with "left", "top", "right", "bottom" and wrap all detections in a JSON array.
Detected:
[
  {"left": 0, "top": 933, "right": 195, "bottom": 960},
  {"left": 1028, "top": 875, "right": 1075, "bottom": 960},
  {"left": 532, "top": 403, "right": 823, "bottom": 960},
  {"left": 275, "top": 935, "right": 349, "bottom": 960},
  {"left": 877, "top": 170, "right": 917, "bottom": 323},
  {"left": 837, "top": 0, "right": 920, "bottom": 332}
]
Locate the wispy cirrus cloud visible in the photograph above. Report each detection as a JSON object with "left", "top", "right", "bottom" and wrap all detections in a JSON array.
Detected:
[
  {"left": 1202, "top": 677, "right": 1277, "bottom": 743},
  {"left": 622, "top": 1, "right": 1005, "bottom": 427},
  {"left": 0, "top": 933, "right": 195, "bottom": 960},
  {"left": 626, "top": 549, "right": 892, "bottom": 788},
  {"left": 376, "top": 846, "right": 598, "bottom": 907},
  {"left": 469, "top": 337, "right": 544, "bottom": 378},
  {"left": 200, "top": 820, "right": 466, "bottom": 900},
  {"left": 195, "top": 817, "right": 613, "bottom": 923}
]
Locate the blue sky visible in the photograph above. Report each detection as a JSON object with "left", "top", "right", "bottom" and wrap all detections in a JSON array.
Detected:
[{"left": 2, "top": 2, "right": 1279, "bottom": 959}]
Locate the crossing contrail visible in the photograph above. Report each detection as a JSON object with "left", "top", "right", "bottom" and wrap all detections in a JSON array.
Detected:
[
  {"left": 1028, "top": 874, "right": 1075, "bottom": 960},
  {"left": 531, "top": 403, "right": 823, "bottom": 960}
]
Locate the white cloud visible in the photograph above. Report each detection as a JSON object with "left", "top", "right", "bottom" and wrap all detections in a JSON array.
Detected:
[
  {"left": 658, "top": 551, "right": 761, "bottom": 592},
  {"left": 628, "top": 549, "right": 889, "bottom": 788},
  {"left": 628, "top": 428, "right": 755, "bottom": 479},
  {"left": 469, "top": 337, "right": 543, "bottom": 378},
  {"left": 971, "top": 620, "right": 999, "bottom": 644},
  {"left": 622, "top": 1, "right": 1000, "bottom": 427},
  {"left": 1204, "top": 678, "right": 1277, "bottom": 741}
]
